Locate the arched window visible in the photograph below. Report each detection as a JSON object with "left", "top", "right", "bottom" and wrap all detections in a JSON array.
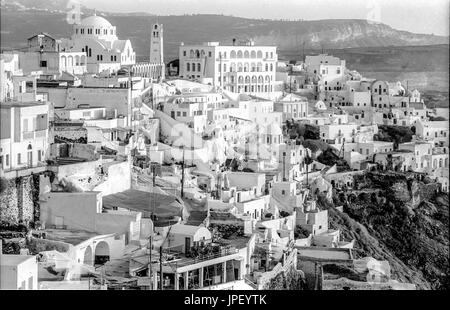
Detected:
[
  {"left": 190, "top": 50, "right": 195, "bottom": 58},
  {"left": 201, "top": 50, "right": 205, "bottom": 57},
  {"left": 187, "top": 63, "right": 190, "bottom": 71},
  {"left": 61, "top": 56, "right": 67, "bottom": 68},
  {"left": 245, "top": 76, "right": 250, "bottom": 84},
  {"left": 251, "top": 51, "right": 256, "bottom": 58},
  {"left": 258, "top": 76, "right": 263, "bottom": 83},
  {"left": 197, "top": 63, "right": 201, "bottom": 72},
  {"left": 257, "top": 50, "right": 263, "bottom": 58},
  {"left": 244, "top": 51, "right": 250, "bottom": 58},
  {"left": 257, "top": 63, "right": 262, "bottom": 72},
  {"left": 75, "top": 55, "right": 80, "bottom": 66},
  {"left": 265, "top": 76, "right": 270, "bottom": 82},
  {"left": 237, "top": 51, "right": 243, "bottom": 58},
  {"left": 252, "top": 76, "right": 257, "bottom": 84},
  {"left": 195, "top": 50, "right": 200, "bottom": 58},
  {"left": 238, "top": 63, "right": 243, "bottom": 72},
  {"left": 244, "top": 63, "right": 249, "bottom": 72},
  {"left": 238, "top": 76, "right": 244, "bottom": 84},
  {"left": 251, "top": 63, "right": 256, "bottom": 72},
  {"left": 231, "top": 50, "right": 236, "bottom": 58},
  {"left": 230, "top": 63, "right": 236, "bottom": 72}
]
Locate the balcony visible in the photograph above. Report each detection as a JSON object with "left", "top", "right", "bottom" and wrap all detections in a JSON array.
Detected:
[{"left": 22, "top": 130, "right": 47, "bottom": 140}]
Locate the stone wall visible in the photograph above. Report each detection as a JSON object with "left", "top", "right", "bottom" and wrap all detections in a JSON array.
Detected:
[
  {"left": 0, "top": 175, "right": 36, "bottom": 226},
  {"left": 54, "top": 127, "right": 87, "bottom": 143}
]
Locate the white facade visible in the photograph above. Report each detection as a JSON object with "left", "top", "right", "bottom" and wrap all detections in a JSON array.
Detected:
[
  {"left": 65, "top": 15, "right": 136, "bottom": 74},
  {"left": 179, "top": 41, "right": 277, "bottom": 95},
  {"left": 0, "top": 255, "right": 38, "bottom": 290},
  {"left": 0, "top": 102, "right": 49, "bottom": 174}
]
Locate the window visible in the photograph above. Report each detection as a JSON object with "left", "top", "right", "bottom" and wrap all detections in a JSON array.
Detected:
[
  {"left": 208, "top": 51, "right": 212, "bottom": 57},
  {"left": 38, "top": 150, "right": 42, "bottom": 162},
  {"left": 5, "top": 154, "right": 9, "bottom": 166},
  {"left": 17, "top": 153, "right": 21, "bottom": 165},
  {"left": 40, "top": 61, "right": 47, "bottom": 67},
  {"left": 176, "top": 111, "right": 181, "bottom": 116}
]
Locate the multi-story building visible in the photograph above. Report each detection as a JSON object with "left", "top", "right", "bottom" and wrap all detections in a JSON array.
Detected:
[
  {"left": 274, "top": 93, "right": 308, "bottom": 122},
  {"left": 0, "top": 102, "right": 50, "bottom": 176},
  {"left": 179, "top": 41, "right": 277, "bottom": 95},
  {"left": 65, "top": 14, "right": 136, "bottom": 74},
  {"left": 7, "top": 33, "right": 87, "bottom": 77},
  {"left": 320, "top": 123, "right": 358, "bottom": 145},
  {"left": 415, "top": 120, "right": 449, "bottom": 147}
]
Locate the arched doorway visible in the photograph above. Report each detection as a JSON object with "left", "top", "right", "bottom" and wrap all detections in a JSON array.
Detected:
[
  {"left": 94, "top": 241, "right": 110, "bottom": 265},
  {"left": 83, "top": 245, "right": 93, "bottom": 265}
]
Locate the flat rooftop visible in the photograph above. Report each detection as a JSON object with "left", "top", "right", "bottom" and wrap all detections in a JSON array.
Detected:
[
  {"left": 297, "top": 247, "right": 352, "bottom": 261},
  {"left": 0, "top": 102, "right": 47, "bottom": 109},
  {"left": 0, "top": 254, "right": 36, "bottom": 266}
]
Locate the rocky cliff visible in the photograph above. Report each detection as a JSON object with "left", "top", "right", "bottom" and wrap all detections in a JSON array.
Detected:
[{"left": 324, "top": 171, "right": 449, "bottom": 290}]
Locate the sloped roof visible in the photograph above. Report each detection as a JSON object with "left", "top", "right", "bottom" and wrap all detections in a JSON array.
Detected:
[{"left": 112, "top": 40, "right": 128, "bottom": 52}]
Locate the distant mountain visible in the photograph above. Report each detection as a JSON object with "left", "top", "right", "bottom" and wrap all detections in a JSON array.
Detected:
[{"left": 1, "top": 1, "right": 448, "bottom": 61}]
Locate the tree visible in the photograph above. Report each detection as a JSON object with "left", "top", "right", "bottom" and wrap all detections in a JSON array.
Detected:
[{"left": 0, "top": 177, "right": 8, "bottom": 195}]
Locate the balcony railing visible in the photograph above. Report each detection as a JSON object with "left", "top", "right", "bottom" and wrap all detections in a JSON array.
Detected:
[
  {"left": 22, "top": 130, "right": 47, "bottom": 140},
  {"left": 23, "top": 131, "right": 34, "bottom": 139}
]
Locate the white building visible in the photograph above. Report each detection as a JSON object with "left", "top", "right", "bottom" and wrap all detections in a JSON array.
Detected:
[
  {"left": 7, "top": 33, "right": 87, "bottom": 77},
  {"left": 0, "top": 254, "right": 38, "bottom": 290},
  {"left": 415, "top": 120, "right": 449, "bottom": 146},
  {"left": 305, "top": 54, "right": 346, "bottom": 93},
  {"left": 320, "top": 123, "right": 358, "bottom": 145},
  {"left": 274, "top": 93, "right": 308, "bottom": 122},
  {"left": 0, "top": 102, "right": 50, "bottom": 176},
  {"left": 63, "top": 14, "right": 136, "bottom": 74},
  {"left": 179, "top": 41, "right": 277, "bottom": 95}
]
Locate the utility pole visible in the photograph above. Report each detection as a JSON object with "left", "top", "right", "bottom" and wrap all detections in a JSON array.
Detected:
[
  {"left": 159, "top": 246, "right": 163, "bottom": 290},
  {"left": 181, "top": 146, "right": 185, "bottom": 198},
  {"left": 282, "top": 152, "right": 286, "bottom": 181},
  {"left": 148, "top": 234, "right": 152, "bottom": 290}
]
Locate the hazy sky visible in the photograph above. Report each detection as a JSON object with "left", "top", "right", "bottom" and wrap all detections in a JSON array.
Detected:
[{"left": 78, "top": 0, "right": 449, "bottom": 36}]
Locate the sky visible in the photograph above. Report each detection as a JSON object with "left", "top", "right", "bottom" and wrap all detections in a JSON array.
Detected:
[{"left": 77, "top": 0, "right": 450, "bottom": 36}]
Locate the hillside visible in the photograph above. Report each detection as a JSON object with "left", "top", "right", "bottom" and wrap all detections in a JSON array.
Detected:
[
  {"left": 320, "top": 171, "right": 449, "bottom": 290},
  {"left": 1, "top": 2, "right": 448, "bottom": 61}
]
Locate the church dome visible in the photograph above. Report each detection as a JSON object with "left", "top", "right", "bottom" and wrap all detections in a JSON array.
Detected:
[{"left": 80, "top": 15, "right": 113, "bottom": 28}]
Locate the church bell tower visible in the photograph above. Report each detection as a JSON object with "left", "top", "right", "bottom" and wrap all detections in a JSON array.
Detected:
[{"left": 150, "top": 24, "right": 164, "bottom": 62}]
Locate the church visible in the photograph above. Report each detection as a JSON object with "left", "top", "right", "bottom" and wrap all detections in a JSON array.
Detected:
[
  {"left": 60, "top": 13, "right": 164, "bottom": 79},
  {"left": 61, "top": 14, "right": 136, "bottom": 74}
]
